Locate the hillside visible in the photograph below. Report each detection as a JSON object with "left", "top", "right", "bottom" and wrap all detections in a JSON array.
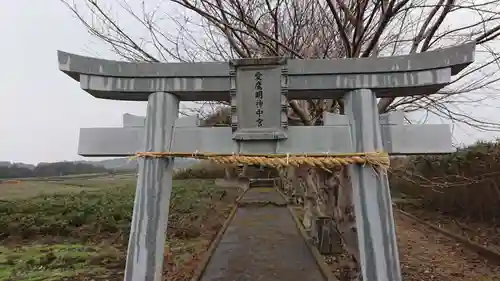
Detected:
[
  {"left": 0, "top": 162, "right": 36, "bottom": 170},
  {"left": 85, "top": 158, "right": 199, "bottom": 171},
  {"left": 0, "top": 158, "right": 199, "bottom": 179}
]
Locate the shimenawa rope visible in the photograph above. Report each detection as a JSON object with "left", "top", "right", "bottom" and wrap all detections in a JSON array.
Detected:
[{"left": 132, "top": 151, "right": 390, "bottom": 169}]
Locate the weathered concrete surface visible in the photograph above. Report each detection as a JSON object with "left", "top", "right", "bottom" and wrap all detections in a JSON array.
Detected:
[
  {"left": 345, "top": 89, "right": 401, "bottom": 281},
  {"left": 123, "top": 92, "right": 179, "bottom": 281},
  {"left": 58, "top": 43, "right": 473, "bottom": 77},
  {"left": 57, "top": 42, "right": 475, "bottom": 101},
  {"left": 78, "top": 114, "right": 454, "bottom": 157},
  {"left": 198, "top": 188, "right": 326, "bottom": 281}
]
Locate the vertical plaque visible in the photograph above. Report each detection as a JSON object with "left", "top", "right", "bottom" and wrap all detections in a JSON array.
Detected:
[{"left": 229, "top": 57, "right": 288, "bottom": 140}]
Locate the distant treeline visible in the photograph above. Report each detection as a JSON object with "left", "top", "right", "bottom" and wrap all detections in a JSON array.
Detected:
[{"left": 0, "top": 162, "right": 110, "bottom": 179}]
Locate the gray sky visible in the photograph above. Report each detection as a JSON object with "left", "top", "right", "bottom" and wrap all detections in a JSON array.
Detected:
[
  {"left": 1, "top": 1, "right": 499, "bottom": 164},
  {"left": 0, "top": 1, "right": 147, "bottom": 164}
]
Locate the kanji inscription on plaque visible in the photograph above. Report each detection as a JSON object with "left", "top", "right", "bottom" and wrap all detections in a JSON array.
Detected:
[
  {"left": 254, "top": 71, "right": 264, "bottom": 127},
  {"left": 229, "top": 58, "right": 288, "bottom": 140}
]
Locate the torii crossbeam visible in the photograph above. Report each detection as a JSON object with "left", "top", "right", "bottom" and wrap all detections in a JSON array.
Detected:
[{"left": 58, "top": 42, "right": 475, "bottom": 281}]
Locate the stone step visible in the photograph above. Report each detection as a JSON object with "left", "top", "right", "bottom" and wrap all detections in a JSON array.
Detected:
[{"left": 248, "top": 178, "right": 279, "bottom": 188}]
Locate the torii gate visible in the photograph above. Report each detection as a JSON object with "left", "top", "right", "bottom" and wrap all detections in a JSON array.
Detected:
[{"left": 57, "top": 42, "right": 475, "bottom": 281}]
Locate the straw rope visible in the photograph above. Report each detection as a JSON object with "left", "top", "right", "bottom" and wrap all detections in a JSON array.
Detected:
[{"left": 133, "top": 151, "right": 390, "bottom": 169}]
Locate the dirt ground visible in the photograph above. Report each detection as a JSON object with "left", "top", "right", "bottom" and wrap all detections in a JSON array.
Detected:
[
  {"left": 396, "top": 212, "right": 500, "bottom": 281},
  {"left": 399, "top": 203, "right": 500, "bottom": 254},
  {"left": 326, "top": 211, "right": 500, "bottom": 281}
]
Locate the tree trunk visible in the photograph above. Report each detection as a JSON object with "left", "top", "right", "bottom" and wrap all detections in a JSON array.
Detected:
[
  {"left": 240, "top": 165, "right": 249, "bottom": 178},
  {"left": 281, "top": 165, "right": 361, "bottom": 280},
  {"left": 224, "top": 166, "right": 237, "bottom": 180}
]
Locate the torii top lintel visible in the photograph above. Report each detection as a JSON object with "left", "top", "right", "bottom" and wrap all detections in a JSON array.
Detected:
[{"left": 58, "top": 42, "right": 475, "bottom": 102}]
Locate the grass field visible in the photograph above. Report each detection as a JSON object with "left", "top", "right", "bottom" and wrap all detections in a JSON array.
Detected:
[{"left": 0, "top": 175, "right": 241, "bottom": 281}]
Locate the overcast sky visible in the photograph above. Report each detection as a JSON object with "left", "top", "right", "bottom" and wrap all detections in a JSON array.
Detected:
[
  {"left": 0, "top": 1, "right": 148, "bottom": 164},
  {"left": 1, "top": 1, "right": 499, "bottom": 164}
]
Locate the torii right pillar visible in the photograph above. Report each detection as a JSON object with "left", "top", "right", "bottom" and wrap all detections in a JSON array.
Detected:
[{"left": 345, "top": 90, "right": 402, "bottom": 281}]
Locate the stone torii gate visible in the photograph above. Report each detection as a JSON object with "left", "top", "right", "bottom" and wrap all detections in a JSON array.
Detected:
[{"left": 57, "top": 42, "right": 475, "bottom": 281}]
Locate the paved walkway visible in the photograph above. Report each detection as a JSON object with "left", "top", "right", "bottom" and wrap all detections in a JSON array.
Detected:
[{"left": 198, "top": 187, "right": 327, "bottom": 281}]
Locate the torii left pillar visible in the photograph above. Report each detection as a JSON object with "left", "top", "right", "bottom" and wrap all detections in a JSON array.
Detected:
[{"left": 123, "top": 92, "right": 179, "bottom": 281}]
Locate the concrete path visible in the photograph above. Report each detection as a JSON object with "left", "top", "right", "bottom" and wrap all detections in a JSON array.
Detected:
[{"left": 198, "top": 187, "right": 327, "bottom": 281}]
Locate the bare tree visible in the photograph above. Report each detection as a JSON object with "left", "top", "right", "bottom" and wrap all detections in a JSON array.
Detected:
[{"left": 60, "top": 0, "right": 500, "bottom": 279}]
